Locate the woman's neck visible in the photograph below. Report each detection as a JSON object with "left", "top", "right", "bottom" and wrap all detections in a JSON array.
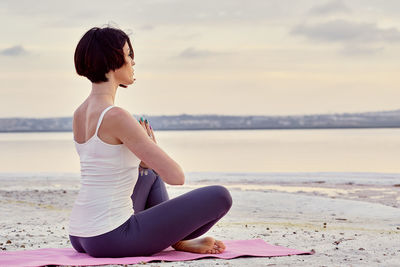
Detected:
[{"left": 90, "top": 78, "right": 118, "bottom": 104}]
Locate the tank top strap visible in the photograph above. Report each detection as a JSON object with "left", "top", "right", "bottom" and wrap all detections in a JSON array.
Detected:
[{"left": 95, "top": 106, "right": 114, "bottom": 135}]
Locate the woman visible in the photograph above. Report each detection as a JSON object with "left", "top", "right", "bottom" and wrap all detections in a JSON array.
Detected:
[{"left": 68, "top": 26, "right": 232, "bottom": 258}]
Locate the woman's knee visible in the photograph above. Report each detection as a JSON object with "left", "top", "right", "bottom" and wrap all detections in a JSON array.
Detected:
[{"left": 208, "top": 185, "right": 232, "bottom": 212}]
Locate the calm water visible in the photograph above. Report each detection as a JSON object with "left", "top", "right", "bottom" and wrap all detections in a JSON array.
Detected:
[{"left": 0, "top": 129, "right": 399, "bottom": 173}]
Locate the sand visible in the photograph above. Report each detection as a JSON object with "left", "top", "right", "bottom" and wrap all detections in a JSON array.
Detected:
[{"left": 1, "top": 174, "right": 399, "bottom": 267}]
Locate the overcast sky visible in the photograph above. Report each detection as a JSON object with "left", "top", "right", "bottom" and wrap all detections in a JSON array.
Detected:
[{"left": 0, "top": 0, "right": 399, "bottom": 117}]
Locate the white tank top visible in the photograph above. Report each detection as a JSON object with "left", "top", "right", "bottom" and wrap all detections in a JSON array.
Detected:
[{"left": 68, "top": 106, "right": 141, "bottom": 237}]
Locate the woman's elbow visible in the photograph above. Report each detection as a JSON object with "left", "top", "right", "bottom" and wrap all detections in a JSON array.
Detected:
[
  {"left": 178, "top": 174, "right": 185, "bottom": 185},
  {"left": 168, "top": 168, "right": 185, "bottom": 185},
  {"left": 174, "top": 169, "right": 185, "bottom": 185}
]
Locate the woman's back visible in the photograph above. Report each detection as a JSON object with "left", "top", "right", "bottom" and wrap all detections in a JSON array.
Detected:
[
  {"left": 73, "top": 99, "right": 122, "bottom": 146},
  {"left": 69, "top": 104, "right": 141, "bottom": 237}
]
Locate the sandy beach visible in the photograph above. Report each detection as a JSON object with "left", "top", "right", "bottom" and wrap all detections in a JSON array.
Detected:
[{"left": 1, "top": 173, "right": 399, "bottom": 266}]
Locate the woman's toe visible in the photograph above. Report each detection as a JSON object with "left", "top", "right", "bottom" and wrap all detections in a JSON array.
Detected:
[{"left": 216, "top": 240, "right": 225, "bottom": 250}]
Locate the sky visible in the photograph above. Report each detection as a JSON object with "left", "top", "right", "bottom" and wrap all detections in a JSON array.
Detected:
[{"left": 0, "top": 0, "right": 399, "bottom": 117}]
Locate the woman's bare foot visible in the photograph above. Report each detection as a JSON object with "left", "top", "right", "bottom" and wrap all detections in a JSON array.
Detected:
[{"left": 172, "top": 236, "right": 226, "bottom": 254}]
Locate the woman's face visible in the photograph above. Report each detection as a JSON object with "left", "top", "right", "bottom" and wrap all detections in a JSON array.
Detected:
[{"left": 114, "top": 41, "right": 135, "bottom": 86}]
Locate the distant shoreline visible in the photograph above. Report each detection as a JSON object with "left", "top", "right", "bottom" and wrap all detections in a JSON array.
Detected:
[
  {"left": 1, "top": 125, "right": 400, "bottom": 133},
  {"left": 1, "top": 110, "right": 399, "bottom": 132}
]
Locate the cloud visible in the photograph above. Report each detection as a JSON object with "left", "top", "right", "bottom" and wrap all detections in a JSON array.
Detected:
[
  {"left": 308, "top": 0, "right": 351, "bottom": 15},
  {"left": 291, "top": 19, "right": 400, "bottom": 43},
  {"left": 177, "top": 47, "right": 222, "bottom": 59},
  {"left": 340, "top": 45, "right": 384, "bottom": 56},
  {"left": 0, "top": 45, "right": 28, "bottom": 56}
]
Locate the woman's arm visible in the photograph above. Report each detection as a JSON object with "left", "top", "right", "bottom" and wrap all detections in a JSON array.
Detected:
[{"left": 107, "top": 107, "right": 185, "bottom": 185}]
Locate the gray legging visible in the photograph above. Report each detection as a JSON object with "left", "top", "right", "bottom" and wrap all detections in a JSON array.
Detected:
[{"left": 69, "top": 170, "right": 232, "bottom": 257}]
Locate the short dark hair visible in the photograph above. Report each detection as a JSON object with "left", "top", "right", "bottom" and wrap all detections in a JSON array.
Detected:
[{"left": 74, "top": 26, "right": 133, "bottom": 84}]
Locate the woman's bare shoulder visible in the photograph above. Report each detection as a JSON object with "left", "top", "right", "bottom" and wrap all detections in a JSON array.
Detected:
[
  {"left": 104, "top": 107, "right": 143, "bottom": 143},
  {"left": 107, "top": 106, "right": 135, "bottom": 121},
  {"left": 105, "top": 106, "right": 139, "bottom": 132}
]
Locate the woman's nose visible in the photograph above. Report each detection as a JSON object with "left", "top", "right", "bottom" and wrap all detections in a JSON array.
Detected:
[{"left": 131, "top": 60, "right": 135, "bottom": 66}]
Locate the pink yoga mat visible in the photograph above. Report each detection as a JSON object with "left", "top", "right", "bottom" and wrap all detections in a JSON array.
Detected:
[{"left": 0, "top": 239, "right": 312, "bottom": 267}]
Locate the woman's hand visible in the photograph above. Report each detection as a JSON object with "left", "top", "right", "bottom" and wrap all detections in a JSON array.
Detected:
[{"left": 138, "top": 117, "right": 156, "bottom": 168}]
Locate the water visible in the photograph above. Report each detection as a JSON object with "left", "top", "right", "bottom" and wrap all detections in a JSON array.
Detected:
[{"left": 0, "top": 128, "right": 399, "bottom": 174}]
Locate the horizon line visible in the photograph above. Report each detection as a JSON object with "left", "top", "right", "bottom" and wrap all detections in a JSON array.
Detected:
[{"left": 0, "top": 107, "right": 399, "bottom": 120}]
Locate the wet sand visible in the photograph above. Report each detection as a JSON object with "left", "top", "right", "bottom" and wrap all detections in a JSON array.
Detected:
[{"left": 1, "top": 175, "right": 399, "bottom": 266}]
